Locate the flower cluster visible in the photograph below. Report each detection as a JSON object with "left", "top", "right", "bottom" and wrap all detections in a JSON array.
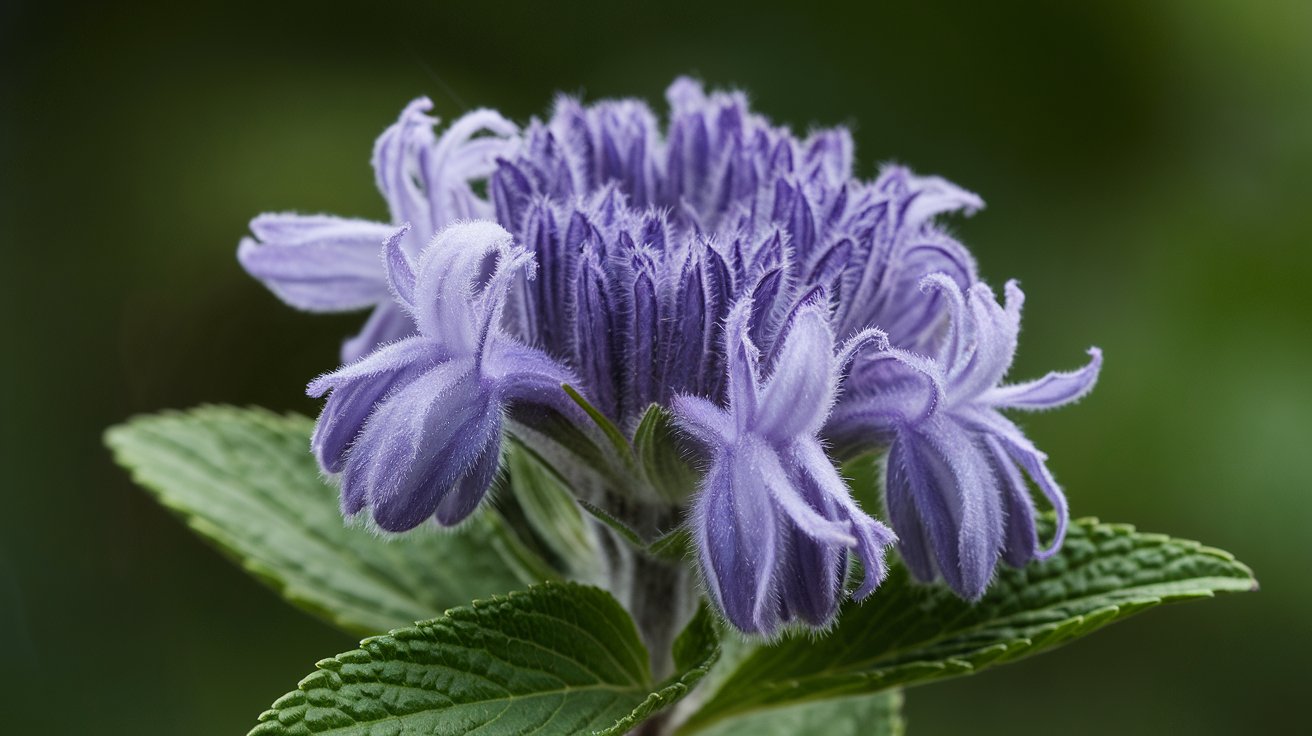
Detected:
[{"left": 239, "top": 78, "right": 1101, "bottom": 633}]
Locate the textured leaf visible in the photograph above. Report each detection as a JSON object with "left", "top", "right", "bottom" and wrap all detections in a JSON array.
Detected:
[
  {"left": 693, "top": 691, "right": 903, "bottom": 736},
  {"left": 597, "top": 605, "right": 720, "bottom": 736},
  {"left": 250, "top": 583, "right": 719, "bottom": 736},
  {"left": 105, "top": 406, "right": 553, "bottom": 636},
  {"left": 680, "top": 517, "right": 1255, "bottom": 732}
]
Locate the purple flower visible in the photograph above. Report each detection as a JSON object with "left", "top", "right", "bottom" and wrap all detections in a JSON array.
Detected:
[
  {"left": 829, "top": 275, "right": 1102, "bottom": 598},
  {"left": 307, "top": 221, "right": 576, "bottom": 531},
  {"left": 673, "top": 296, "right": 895, "bottom": 635},
  {"left": 238, "top": 99, "right": 518, "bottom": 362},
  {"left": 246, "top": 77, "right": 1103, "bottom": 624}
]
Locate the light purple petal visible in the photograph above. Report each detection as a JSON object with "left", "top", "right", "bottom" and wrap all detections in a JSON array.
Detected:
[
  {"left": 307, "top": 335, "right": 439, "bottom": 397},
  {"left": 341, "top": 360, "right": 503, "bottom": 532},
  {"left": 695, "top": 447, "right": 782, "bottom": 635},
  {"left": 792, "top": 440, "right": 894, "bottom": 599},
  {"left": 886, "top": 416, "right": 1001, "bottom": 599},
  {"left": 372, "top": 98, "right": 441, "bottom": 244},
  {"left": 755, "top": 438, "right": 855, "bottom": 546},
  {"left": 237, "top": 215, "right": 394, "bottom": 312},
  {"left": 434, "top": 430, "right": 503, "bottom": 526},
  {"left": 983, "top": 347, "right": 1103, "bottom": 411},
  {"left": 756, "top": 302, "right": 837, "bottom": 440},
  {"left": 382, "top": 224, "right": 417, "bottom": 310},
  {"left": 340, "top": 302, "right": 416, "bottom": 365},
  {"left": 412, "top": 220, "right": 517, "bottom": 350},
  {"left": 671, "top": 394, "right": 734, "bottom": 448},
  {"left": 722, "top": 299, "right": 761, "bottom": 432},
  {"left": 971, "top": 410, "right": 1070, "bottom": 561},
  {"left": 983, "top": 433, "right": 1039, "bottom": 568}
]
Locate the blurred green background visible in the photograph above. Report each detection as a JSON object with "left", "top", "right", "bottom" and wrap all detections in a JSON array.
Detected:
[{"left": 3, "top": 0, "right": 1308, "bottom": 732}]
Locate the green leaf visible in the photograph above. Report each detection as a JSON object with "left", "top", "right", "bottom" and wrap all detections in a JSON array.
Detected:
[
  {"left": 648, "top": 526, "right": 693, "bottom": 562},
  {"left": 693, "top": 691, "right": 904, "bottom": 736},
  {"left": 680, "top": 517, "right": 1255, "bottom": 732},
  {"left": 563, "top": 383, "right": 635, "bottom": 467},
  {"left": 598, "top": 605, "right": 721, "bottom": 736},
  {"left": 578, "top": 498, "right": 647, "bottom": 548},
  {"left": 633, "top": 404, "right": 699, "bottom": 503},
  {"left": 105, "top": 406, "right": 553, "bottom": 636},
  {"left": 250, "top": 582, "right": 719, "bottom": 736},
  {"left": 505, "top": 440, "right": 599, "bottom": 577}
]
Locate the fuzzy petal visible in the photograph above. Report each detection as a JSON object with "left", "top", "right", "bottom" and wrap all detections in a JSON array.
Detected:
[
  {"left": 434, "top": 430, "right": 503, "bottom": 526},
  {"left": 412, "top": 220, "right": 517, "bottom": 351},
  {"left": 792, "top": 440, "right": 895, "bottom": 599},
  {"left": 341, "top": 360, "right": 503, "bottom": 532},
  {"left": 756, "top": 302, "right": 837, "bottom": 441},
  {"left": 695, "top": 449, "right": 781, "bottom": 635},
  {"left": 886, "top": 417, "right": 1001, "bottom": 599},
  {"left": 983, "top": 347, "right": 1103, "bottom": 411},
  {"left": 339, "top": 302, "right": 417, "bottom": 364},
  {"left": 237, "top": 215, "right": 394, "bottom": 312},
  {"left": 671, "top": 394, "right": 734, "bottom": 448}
]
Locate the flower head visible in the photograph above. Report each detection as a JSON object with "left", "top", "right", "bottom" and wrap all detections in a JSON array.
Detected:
[
  {"left": 673, "top": 296, "right": 895, "bottom": 635},
  {"left": 238, "top": 99, "right": 518, "bottom": 362},
  {"left": 244, "top": 77, "right": 1103, "bottom": 627},
  {"left": 307, "top": 221, "right": 575, "bottom": 531}
]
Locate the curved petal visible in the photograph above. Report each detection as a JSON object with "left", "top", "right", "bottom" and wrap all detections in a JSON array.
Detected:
[
  {"left": 885, "top": 416, "right": 1001, "bottom": 599},
  {"left": 971, "top": 410, "right": 1070, "bottom": 561},
  {"left": 983, "top": 347, "right": 1103, "bottom": 411},
  {"left": 307, "top": 335, "right": 438, "bottom": 397},
  {"left": 671, "top": 394, "right": 734, "bottom": 449},
  {"left": 756, "top": 438, "right": 854, "bottom": 546},
  {"left": 237, "top": 214, "right": 394, "bottom": 312},
  {"left": 824, "top": 346, "right": 945, "bottom": 448},
  {"left": 311, "top": 358, "right": 427, "bottom": 477},
  {"left": 412, "top": 221, "right": 519, "bottom": 349},
  {"left": 756, "top": 302, "right": 837, "bottom": 440},
  {"left": 983, "top": 433, "right": 1039, "bottom": 567},
  {"left": 792, "top": 440, "right": 895, "bottom": 599},
  {"left": 694, "top": 447, "right": 781, "bottom": 635},
  {"left": 382, "top": 224, "right": 417, "bottom": 310},
  {"left": 341, "top": 360, "right": 503, "bottom": 532},
  {"left": 953, "top": 280, "right": 1023, "bottom": 398},
  {"left": 372, "top": 98, "right": 440, "bottom": 244},
  {"left": 434, "top": 430, "right": 503, "bottom": 526},
  {"left": 720, "top": 299, "right": 761, "bottom": 432},
  {"left": 340, "top": 302, "right": 418, "bottom": 364}
]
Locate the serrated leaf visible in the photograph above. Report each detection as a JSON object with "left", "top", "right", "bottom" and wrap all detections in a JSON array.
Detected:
[
  {"left": 679, "top": 517, "right": 1255, "bottom": 732},
  {"left": 105, "top": 406, "right": 553, "bottom": 636},
  {"left": 250, "top": 582, "right": 719, "bottom": 736},
  {"left": 693, "top": 691, "right": 904, "bottom": 736},
  {"left": 598, "top": 605, "right": 721, "bottom": 736}
]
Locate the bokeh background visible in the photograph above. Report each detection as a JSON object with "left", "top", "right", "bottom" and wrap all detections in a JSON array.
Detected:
[{"left": 3, "top": 0, "right": 1308, "bottom": 732}]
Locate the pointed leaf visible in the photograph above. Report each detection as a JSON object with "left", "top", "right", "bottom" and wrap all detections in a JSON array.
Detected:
[
  {"left": 105, "top": 406, "right": 553, "bottom": 636},
  {"left": 250, "top": 583, "right": 719, "bottom": 736},
  {"left": 680, "top": 517, "right": 1255, "bottom": 732},
  {"left": 598, "top": 605, "right": 721, "bottom": 736},
  {"left": 506, "top": 440, "right": 600, "bottom": 578},
  {"left": 693, "top": 691, "right": 904, "bottom": 736},
  {"left": 633, "top": 403, "right": 699, "bottom": 503}
]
